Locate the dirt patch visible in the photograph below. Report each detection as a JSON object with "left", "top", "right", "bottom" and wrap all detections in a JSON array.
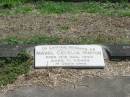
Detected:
[
  {"left": 0, "top": 13, "right": 130, "bottom": 42},
  {"left": 14, "top": 61, "right": 130, "bottom": 87},
  {"left": 1, "top": 60, "right": 130, "bottom": 93}
]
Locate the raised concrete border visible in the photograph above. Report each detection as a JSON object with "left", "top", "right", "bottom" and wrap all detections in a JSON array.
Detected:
[{"left": 0, "top": 45, "right": 130, "bottom": 61}]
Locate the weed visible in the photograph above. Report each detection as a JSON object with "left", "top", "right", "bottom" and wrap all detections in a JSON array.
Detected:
[
  {"left": 0, "top": 36, "right": 61, "bottom": 45},
  {"left": 39, "top": 2, "right": 75, "bottom": 14},
  {"left": 0, "top": 1, "right": 130, "bottom": 17},
  {"left": 0, "top": 51, "right": 31, "bottom": 87}
]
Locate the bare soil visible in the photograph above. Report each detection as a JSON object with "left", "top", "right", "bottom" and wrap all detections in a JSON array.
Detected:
[{"left": 1, "top": 60, "right": 130, "bottom": 93}]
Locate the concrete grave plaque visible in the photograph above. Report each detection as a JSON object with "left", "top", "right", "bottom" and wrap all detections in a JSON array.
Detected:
[{"left": 35, "top": 45, "right": 105, "bottom": 68}]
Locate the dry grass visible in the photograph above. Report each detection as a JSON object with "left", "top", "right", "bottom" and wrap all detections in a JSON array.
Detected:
[{"left": 0, "top": 13, "right": 130, "bottom": 44}]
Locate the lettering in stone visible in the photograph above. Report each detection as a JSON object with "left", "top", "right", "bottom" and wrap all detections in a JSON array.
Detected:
[{"left": 35, "top": 45, "right": 105, "bottom": 68}]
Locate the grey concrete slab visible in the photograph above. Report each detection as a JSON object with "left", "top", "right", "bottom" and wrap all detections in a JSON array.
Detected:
[
  {"left": 0, "top": 45, "right": 21, "bottom": 57},
  {"left": 2, "top": 77, "right": 130, "bottom": 97},
  {"left": 0, "top": 45, "right": 35, "bottom": 57},
  {"left": 103, "top": 45, "right": 130, "bottom": 60}
]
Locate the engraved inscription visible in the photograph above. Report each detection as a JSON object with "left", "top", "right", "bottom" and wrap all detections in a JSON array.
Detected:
[{"left": 35, "top": 45, "right": 105, "bottom": 68}]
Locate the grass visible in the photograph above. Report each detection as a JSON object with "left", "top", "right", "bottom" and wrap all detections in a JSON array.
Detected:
[
  {"left": 0, "top": 1, "right": 130, "bottom": 16},
  {"left": 0, "top": 35, "right": 61, "bottom": 87},
  {"left": 14, "top": 6, "right": 33, "bottom": 14},
  {"left": 0, "top": 0, "right": 130, "bottom": 88},
  {"left": 0, "top": 34, "right": 129, "bottom": 87},
  {"left": 0, "top": 35, "right": 130, "bottom": 45},
  {"left": 0, "top": 51, "right": 31, "bottom": 87},
  {"left": 79, "top": 35, "right": 130, "bottom": 44},
  {"left": 0, "top": 36, "right": 61, "bottom": 45},
  {"left": 38, "top": 2, "right": 130, "bottom": 16}
]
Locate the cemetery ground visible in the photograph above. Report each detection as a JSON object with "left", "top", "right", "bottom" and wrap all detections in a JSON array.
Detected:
[{"left": 0, "top": 1, "right": 130, "bottom": 96}]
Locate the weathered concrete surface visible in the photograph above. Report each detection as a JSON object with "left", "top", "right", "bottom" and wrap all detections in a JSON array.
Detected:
[
  {"left": 0, "top": 45, "right": 35, "bottom": 57},
  {"left": 103, "top": 45, "right": 130, "bottom": 60},
  {"left": 1, "top": 45, "right": 130, "bottom": 60},
  {"left": 2, "top": 77, "right": 130, "bottom": 97}
]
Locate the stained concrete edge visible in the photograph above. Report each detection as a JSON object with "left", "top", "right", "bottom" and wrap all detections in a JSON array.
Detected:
[{"left": 2, "top": 76, "right": 130, "bottom": 97}]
